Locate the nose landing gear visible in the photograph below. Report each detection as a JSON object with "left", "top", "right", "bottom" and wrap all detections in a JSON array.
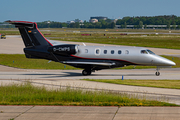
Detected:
[{"left": 155, "top": 67, "right": 160, "bottom": 76}]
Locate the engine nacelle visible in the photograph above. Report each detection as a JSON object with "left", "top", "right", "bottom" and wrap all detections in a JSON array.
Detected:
[{"left": 48, "top": 44, "right": 78, "bottom": 55}]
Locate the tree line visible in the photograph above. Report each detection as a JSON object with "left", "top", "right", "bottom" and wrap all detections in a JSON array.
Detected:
[
  {"left": 116, "top": 15, "right": 180, "bottom": 29},
  {"left": 37, "top": 19, "right": 115, "bottom": 29},
  {"left": 1, "top": 15, "right": 180, "bottom": 29},
  {"left": 0, "top": 20, "right": 115, "bottom": 29},
  {"left": 37, "top": 15, "right": 180, "bottom": 29}
]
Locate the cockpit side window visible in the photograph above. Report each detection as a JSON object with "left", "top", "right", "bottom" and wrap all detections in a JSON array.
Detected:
[
  {"left": 141, "top": 50, "right": 148, "bottom": 54},
  {"left": 147, "top": 49, "right": 155, "bottom": 54}
]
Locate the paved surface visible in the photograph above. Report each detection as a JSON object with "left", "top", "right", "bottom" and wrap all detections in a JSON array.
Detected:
[
  {"left": 1, "top": 36, "right": 180, "bottom": 120},
  {"left": 0, "top": 106, "right": 180, "bottom": 120},
  {"left": 0, "top": 36, "right": 24, "bottom": 54},
  {"left": 0, "top": 67, "right": 180, "bottom": 80}
]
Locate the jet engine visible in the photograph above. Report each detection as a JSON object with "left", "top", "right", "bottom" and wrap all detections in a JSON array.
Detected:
[{"left": 48, "top": 44, "right": 79, "bottom": 55}]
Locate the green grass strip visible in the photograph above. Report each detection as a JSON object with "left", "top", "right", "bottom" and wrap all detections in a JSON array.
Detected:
[
  {"left": 0, "top": 54, "right": 76, "bottom": 69},
  {"left": 82, "top": 79, "right": 180, "bottom": 89},
  {"left": 0, "top": 82, "right": 177, "bottom": 106}
]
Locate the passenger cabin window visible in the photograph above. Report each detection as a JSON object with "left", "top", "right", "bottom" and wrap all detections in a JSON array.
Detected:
[
  {"left": 141, "top": 50, "right": 148, "bottom": 54},
  {"left": 111, "top": 50, "right": 114, "bottom": 54},
  {"left": 104, "top": 50, "right": 107, "bottom": 54},
  {"left": 118, "top": 50, "right": 121, "bottom": 54},
  {"left": 95, "top": 48, "right": 101, "bottom": 55},
  {"left": 96, "top": 49, "right": 100, "bottom": 54},
  {"left": 85, "top": 49, "right": 88, "bottom": 53},
  {"left": 125, "top": 50, "right": 129, "bottom": 54}
]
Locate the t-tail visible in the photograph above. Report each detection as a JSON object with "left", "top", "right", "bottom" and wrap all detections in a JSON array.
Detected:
[
  {"left": 6, "top": 20, "right": 54, "bottom": 59},
  {"left": 6, "top": 21, "right": 53, "bottom": 47},
  {"left": 6, "top": 20, "right": 78, "bottom": 62}
]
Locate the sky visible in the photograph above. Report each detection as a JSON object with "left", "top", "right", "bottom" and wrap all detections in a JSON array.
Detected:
[{"left": 1, "top": 0, "right": 180, "bottom": 22}]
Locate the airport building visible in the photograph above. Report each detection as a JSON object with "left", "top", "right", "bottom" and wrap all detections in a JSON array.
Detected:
[
  {"left": 89, "top": 19, "right": 98, "bottom": 23},
  {"left": 89, "top": 16, "right": 108, "bottom": 23},
  {"left": 67, "top": 19, "right": 83, "bottom": 24},
  {"left": 90, "top": 16, "right": 108, "bottom": 21}
]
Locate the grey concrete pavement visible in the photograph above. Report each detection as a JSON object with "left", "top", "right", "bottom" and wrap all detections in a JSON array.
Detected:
[
  {"left": 0, "top": 106, "right": 32, "bottom": 120},
  {"left": 15, "top": 106, "right": 117, "bottom": 120},
  {"left": 115, "top": 107, "right": 180, "bottom": 120},
  {"left": 0, "top": 65, "right": 180, "bottom": 80},
  {"left": 0, "top": 36, "right": 24, "bottom": 54},
  {"left": 0, "top": 106, "right": 180, "bottom": 120}
]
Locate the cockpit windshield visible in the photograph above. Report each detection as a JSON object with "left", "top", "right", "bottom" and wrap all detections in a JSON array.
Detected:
[
  {"left": 141, "top": 49, "right": 155, "bottom": 54},
  {"left": 147, "top": 49, "right": 155, "bottom": 54}
]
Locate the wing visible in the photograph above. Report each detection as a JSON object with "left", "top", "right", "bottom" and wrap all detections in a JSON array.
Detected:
[{"left": 62, "top": 61, "right": 116, "bottom": 66}]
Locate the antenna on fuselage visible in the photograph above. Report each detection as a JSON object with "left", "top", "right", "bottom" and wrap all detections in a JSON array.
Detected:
[{"left": 82, "top": 43, "right": 86, "bottom": 46}]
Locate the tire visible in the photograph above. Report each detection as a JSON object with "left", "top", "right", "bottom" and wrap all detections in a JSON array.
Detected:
[
  {"left": 82, "top": 70, "right": 91, "bottom": 76},
  {"left": 155, "top": 72, "right": 160, "bottom": 76},
  {"left": 82, "top": 70, "right": 88, "bottom": 76}
]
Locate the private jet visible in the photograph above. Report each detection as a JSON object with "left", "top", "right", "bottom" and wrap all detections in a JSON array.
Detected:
[{"left": 6, "top": 20, "right": 176, "bottom": 76}]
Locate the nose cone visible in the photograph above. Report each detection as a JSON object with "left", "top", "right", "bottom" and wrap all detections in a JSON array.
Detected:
[
  {"left": 152, "top": 55, "right": 176, "bottom": 66},
  {"left": 163, "top": 59, "right": 176, "bottom": 66}
]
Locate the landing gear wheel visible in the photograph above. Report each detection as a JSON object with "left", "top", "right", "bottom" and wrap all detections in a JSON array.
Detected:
[
  {"left": 155, "top": 67, "right": 160, "bottom": 76},
  {"left": 155, "top": 72, "right": 160, "bottom": 76},
  {"left": 82, "top": 70, "right": 91, "bottom": 76}
]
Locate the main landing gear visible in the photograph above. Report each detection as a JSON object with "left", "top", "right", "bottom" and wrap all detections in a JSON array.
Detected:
[
  {"left": 82, "top": 70, "right": 92, "bottom": 76},
  {"left": 155, "top": 67, "right": 160, "bottom": 76}
]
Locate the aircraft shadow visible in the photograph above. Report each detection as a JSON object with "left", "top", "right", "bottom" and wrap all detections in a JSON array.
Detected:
[
  {"left": 62, "top": 72, "right": 155, "bottom": 77},
  {"left": 44, "top": 72, "right": 155, "bottom": 78},
  {"left": 20, "top": 72, "right": 155, "bottom": 79}
]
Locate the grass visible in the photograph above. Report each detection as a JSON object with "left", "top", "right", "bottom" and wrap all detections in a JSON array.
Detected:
[
  {"left": 0, "top": 30, "right": 19, "bottom": 35},
  {"left": 0, "top": 54, "right": 76, "bottom": 69},
  {"left": 0, "top": 54, "right": 179, "bottom": 69},
  {"left": 82, "top": 79, "right": 180, "bottom": 89},
  {"left": 2, "top": 28, "right": 180, "bottom": 33},
  {"left": 0, "top": 82, "right": 177, "bottom": 106}
]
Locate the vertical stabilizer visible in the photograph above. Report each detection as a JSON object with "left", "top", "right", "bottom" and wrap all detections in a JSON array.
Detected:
[{"left": 6, "top": 20, "right": 53, "bottom": 48}]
